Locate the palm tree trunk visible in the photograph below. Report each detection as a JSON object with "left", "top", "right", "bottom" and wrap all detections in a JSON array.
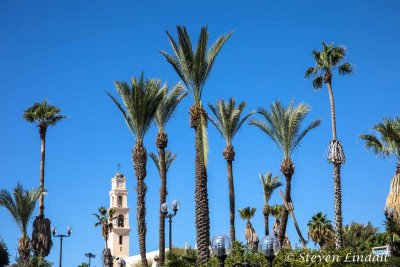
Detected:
[
  {"left": 333, "top": 163, "right": 344, "bottom": 249},
  {"left": 156, "top": 132, "right": 168, "bottom": 267},
  {"left": 39, "top": 126, "right": 47, "bottom": 217},
  {"left": 278, "top": 158, "right": 294, "bottom": 247},
  {"left": 327, "top": 81, "right": 344, "bottom": 249},
  {"left": 289, "top": 206, "right": 307, "bottom": 248},
  {"left": 327, "top": 81, "right": 337, "bottom": 140},
  {"left": 396, "top": 161, "right": 400, "bottom": 175},
  {"left": 263, "top": 205, "right": 269, "bottom": 236},
  {"left": 18, "top": 234, "right": 30, "bottom": 263},
  {"left": 133, "top": 142, "right": 148, "bottom": 267},
  {"left": 224, "top": 145, "right": 236, "bottom": 243},
  {"left": 190, "top": 105, "right": 210, "bottom": 264}
]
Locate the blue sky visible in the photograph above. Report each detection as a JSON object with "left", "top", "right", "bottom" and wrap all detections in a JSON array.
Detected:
[{"left": 1, "top": 0, "right": 400, "bottom": 266}]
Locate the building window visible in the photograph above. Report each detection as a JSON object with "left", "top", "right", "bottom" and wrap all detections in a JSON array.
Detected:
[
  {"left": 118, "top": 196, "right": 123, "bottom": 207},
  {"left": 119, "top": 235, "right": 123, "bottom": 245},
  {"left": 118, "top": 214, "right": 124, "bottom": 227}
]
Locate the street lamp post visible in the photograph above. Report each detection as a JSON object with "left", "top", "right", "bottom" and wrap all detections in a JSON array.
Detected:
[
  {"left": 385, "top": 207, "right": 396, "bottom": 256},
  {"left": 211, "top": 234, "right": 232, "bottom": 267},
  {"left": 52, "top": 227, "right": 72, "bottom": 267},
  {"left": 85, "top": 252, "right": 96, "bottom": 267},
  {"left": 161, "top": 200, "right": 179, "bottom": 252},
  {"left": 259, "top": 235, "right": 281, "bottom": 267}
]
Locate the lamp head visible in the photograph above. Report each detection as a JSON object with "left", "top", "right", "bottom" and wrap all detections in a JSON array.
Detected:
[
  {"left": 67, "top": 227, "right": 72, "bottom": 236},
  {"left": 211, "top": 234, "right": 231, "bottom": 257},
  {"left": 259, "top": 235, "right": 280, "bottom": 257},
  {"left": 51, "top": 227, "right": 56, "bottom": 236},
  {"left": 171, "top": 200, "right": 179, "bottom": 215},
  {"left": 161, "top": 203, "right": 168, "bottom": 215}
]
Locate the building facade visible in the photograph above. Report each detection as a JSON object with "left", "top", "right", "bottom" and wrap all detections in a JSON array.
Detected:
[{"left": 108, "top": 171, "right": 130, "bottom": 259}]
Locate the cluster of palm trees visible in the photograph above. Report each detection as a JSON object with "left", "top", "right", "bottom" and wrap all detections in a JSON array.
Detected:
[
  {"left": 2, "top": 24, "right": 399, "bottom": 267},
  {"left": 104, "top": 25, "right": 358, "bottom": 267},
  {"left": 0, "top": 100, "right": 66, "bottom": 264}
]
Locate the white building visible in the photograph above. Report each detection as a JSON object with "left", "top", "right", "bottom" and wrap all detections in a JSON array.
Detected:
[{"left": 108, "top": 171, "right": 131, "bottom": 260}]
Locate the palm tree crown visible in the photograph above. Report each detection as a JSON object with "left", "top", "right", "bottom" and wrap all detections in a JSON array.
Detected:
[
  {"left": 0, "top": 183, "right": 43, "bottom": 235},
  {"left": 107, "top": 73, "right": 165, "bottom": 143},
  {"left": 250, "top": 101, "right": 321, "bottom": 160},
  {"left": 304, "top": 42, "right": 353, "bottom": 88},
  {"left": 23, "top": 100, "right": 66, "bottom": 130},
  {"left": 208, "top": 98, "right": 254, "bottom": 146},
  {"left": 238, "top": 207, "right": 256, "bottom": 222},
  {"left": 93, "top": 207, "right": 116, "bottom": 244},
  {"left": 160, "top": 26, "right": 233, "bottom": 103},
  {"left": 154, "top": 82, "right": 187, "bottom": 131},
  {"left": 360, "top": 117, "right": 400, "bottom": 160},
  {"left": 307, "top": 212, "right": 334, "bottom": 249},
  {"left": 260, "top": 172, "right": 282, "bottom": 204}
]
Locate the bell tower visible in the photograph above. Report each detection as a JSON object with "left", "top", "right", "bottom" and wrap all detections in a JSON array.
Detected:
[{"left": 108, "top": 168, "right": 130, "bottom": 259}]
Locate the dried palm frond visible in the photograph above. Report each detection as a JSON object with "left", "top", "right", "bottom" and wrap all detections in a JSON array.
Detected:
[
  {"left": 31, "top": 216, "right": 52, "bottom": 256},
  {"left": 327, "top": 140, "right": 346, "bottom": 164},
  {"left": 386, "top": 173, "right": 400, "bottom": 221}
]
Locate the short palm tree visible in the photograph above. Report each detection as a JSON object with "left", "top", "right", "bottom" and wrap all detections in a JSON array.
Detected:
[
  {"left": 238, "top": 207, "right": 259, "bottom": 251},
  {"left": 107, "top": 73, "right": 164, "bottom": 267},
  {"left": 208, "top": 98, "right": 253, "bottom": 242},
  {"left": 152, "top": 82, "right": 187, "bottom": 266},
  {"left": 360, "top": 117, "right": 400, "bottom": 220},
  {"left": 305, "top": 42, "right": 353, "bottom": 249},
  {"left": 307, "top": 212, "right": 334, "bottom": 250},
  {"left": 250, "top": 101, "right": 321, "bottom": 247},
  {"left": 259, "top": 172, "right": 282, "bottom": 236},
  {"left": 93, "top": 207, "right": 116, "bottom": 267},
  {"left": 23, "top": 100, "right": 66, "bottom": 256},
  {"left": 161, "top": 25, "right": 232, "bottom": 263},
  {"left": 0, "top": 183, "right": 43, "bottom": 262}
]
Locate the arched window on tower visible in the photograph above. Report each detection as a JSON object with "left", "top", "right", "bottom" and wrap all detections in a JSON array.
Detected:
[
  {"left": 118, "top": 214, "right": 124, "bottom": 227},
  {"left": 118, "top": 196, "right": 123, "bottom": 207},
  {"left": 119, "top": 235, "right": 123, "bottom": 245}
]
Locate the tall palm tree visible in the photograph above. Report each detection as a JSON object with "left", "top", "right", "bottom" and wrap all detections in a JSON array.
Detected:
[
  {"left": 107, "top": 73, "right": 164, "bottom": 267},
  {"left": 259, "top": 172, "right": 282, "bottom": 236},
  {"left": 360, "top": 117, "right": 400, "bottom": 220},
  {"left": 93, "top": 207, "right": 116, "bottom": 266},
  {"left": 307, "top": 212, "right": 334, "bottom": 250},
  {"left": 305, "top": 42, "right": 353, "bottom": 249},
  {"left": 23, "top": 100, "right": 66, "bottom": 257},
  {"left": 150, "top": 150, "right": 177, "bottom": 266},
  {"left": 238, "top": 207, "right": 259, "bottom": 251},
  {"left": 161, "top": 25, "right": 232, "bottom": 263},
  {"left": 208, "top": 98, "right": 253, "bottom": 242},
  {"left": 151, "top": 82, "right": 187, "bottom": 266},
  {"left": 0, "top": 183, "right": 43, "bottom": 262},
  {"left": 250, "top": 101, "right": 321, "bottom": 247}
]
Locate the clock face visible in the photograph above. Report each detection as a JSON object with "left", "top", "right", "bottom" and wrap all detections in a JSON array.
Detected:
[{"left": 117, "top": 181, "right": 123, "bottom": 187}]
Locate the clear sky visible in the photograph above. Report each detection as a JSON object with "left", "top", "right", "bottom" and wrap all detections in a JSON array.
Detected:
[{"left": 1, "top": 1, "right": 399, "bottom": 266}]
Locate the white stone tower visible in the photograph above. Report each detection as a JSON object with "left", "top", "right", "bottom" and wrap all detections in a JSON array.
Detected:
[{"left": 108, "top": 169, "right": 130, "bottom": 259}]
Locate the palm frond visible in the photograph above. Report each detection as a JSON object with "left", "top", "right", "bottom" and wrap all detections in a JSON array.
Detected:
[
  {"left": 259, "top": 172, "right": 282, "bottom": 204},
  {"left": 305, "top": 42, "right": 353, "bottom": 88},
  {"left": 108, "top": 73, "right": 165, "bottom": 142},
  {"left": 250, "top": 101, "right": 320, "bottom": 159},
  {"left": 208, "top": 98, "right": 254, "bottom": 145},
  {"left": 162, "top": 26, "right": 232, "bottom": 104},
  {"left": 23, "top": 100, "right": 66, "bottom": 127},
  {"left": 0, "top": 183, "right": 43, "bottom": 235},
  {"left": 360, "top": 117, "right": 400, "bottom": 159},
  {"left": 155, "top": 82, "right": 188, "bottom": 130}
]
